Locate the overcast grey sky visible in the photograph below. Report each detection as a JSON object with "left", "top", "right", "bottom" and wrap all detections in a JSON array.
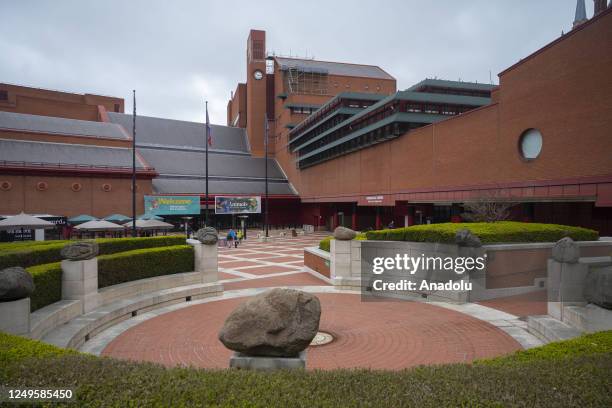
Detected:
[{"left": 1, "top": 0, "right": 591, "bottom": 124}]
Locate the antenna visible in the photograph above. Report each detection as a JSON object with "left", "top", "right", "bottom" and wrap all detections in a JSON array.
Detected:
[{"left": 489, "top": 70, "right": 493, "bottom": 85}]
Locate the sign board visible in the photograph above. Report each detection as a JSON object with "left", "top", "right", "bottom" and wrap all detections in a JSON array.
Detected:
[
  {"left": 215, "top": 196, "right": 261, "bottom": 214},
  {"left": 357, "top": 195, "right": 394, "bottom": 206},
  {"left": 144, "top": 195, "right": 200, "bottom": 215}
]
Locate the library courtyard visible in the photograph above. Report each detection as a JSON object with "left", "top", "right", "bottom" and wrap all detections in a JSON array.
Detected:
[{"left": 89, "top": 233, "right": 542, "bottom": 370}]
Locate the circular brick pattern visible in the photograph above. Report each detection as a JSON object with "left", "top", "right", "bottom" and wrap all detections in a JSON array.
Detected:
[{"left": 102, "top": 294, "right": 521, "bottom": 370}]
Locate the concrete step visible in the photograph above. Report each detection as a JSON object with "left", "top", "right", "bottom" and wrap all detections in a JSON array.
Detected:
[
  {"left": 42, "top": 282, "right": 222, "bottom": 350},
  {"left": 527, "top": 315, "right": 582, "bottom": 343},
  {"left": 563, "top": 304, "right": 612, "bottom": 332}
]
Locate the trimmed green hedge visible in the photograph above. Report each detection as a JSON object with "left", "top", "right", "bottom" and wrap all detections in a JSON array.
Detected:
[
  {"left": 0, "top": 332, "right": 77, "bottom": 364},
  {"left": 0, "top": 240, "right": 69, "bottom": 251},
  {"left": 26, "top": 262, "right": 62, "bottom": 312},
  {"left": 319, "top": 233, "right": 366, "bottom": 252},
  {"left": 0, "top": 331, "right": 610, "bottom": 407},
  {"left": 365, "top": 222, "right": 598, "bottom": 244},
  {"left": 0, "top": 235, "right": 187, "bottom": 270},
  {"left": 98, "top": 245, "right": 194, "bottom": 288}
]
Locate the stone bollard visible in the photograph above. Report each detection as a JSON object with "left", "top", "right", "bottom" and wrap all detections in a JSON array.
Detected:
[
  {"left": 194, "top": 227, "right": 219, "bottom": 283},
  {"left": 330, "top": 227, "right": 358, "bottom": 289},
  {"left": 60, "top": 241, "right": 99, "bottom": 314},
  {"left": 547, "top": 237, "right": 587, "bottom": 320},
  {"left": 0, "top": 267, "right": 34, "bottom": 335}
]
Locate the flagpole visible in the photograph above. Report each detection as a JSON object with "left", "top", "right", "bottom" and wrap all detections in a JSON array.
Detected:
[
  {"left": 205, "top": 100, "right": 209, "bottom": 227},
  {"left": 264, "top": 119, "right": 269, "bottom": 238},
  {"left": 131, "top": 90, "right": 137, "bottom": 238}
]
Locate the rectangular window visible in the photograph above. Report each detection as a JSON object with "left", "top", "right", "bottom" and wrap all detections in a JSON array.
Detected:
[{"left": 0, "top": 90, "right": 7, "bottom": 101}]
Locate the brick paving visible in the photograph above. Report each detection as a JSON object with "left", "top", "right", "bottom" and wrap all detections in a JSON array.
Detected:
[
  {"left": 101, "top": 232, "right": 525, "bottom": 369},
  {"left": 102, "top": 293, "right": 521, "bottom": 370},
  {"left": 477, "top": 290, "right": 547, "bottom": 317}
]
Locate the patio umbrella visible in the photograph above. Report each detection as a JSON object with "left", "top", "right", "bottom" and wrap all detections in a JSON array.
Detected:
[
  {"left": 140, "top": 219, "right": 173, "bottom": 230},
  {"left": 122, "top": 219, "right": 149, "bottom": 229},
  {"left": 0, "top": 212, "right": 55, "bottom": 230},
  {"left": 68, "top": 214, "right": 98, "bottom": 224},
  {"left": 122, "top": 219, "right": 173, "bottom": 230},
  {"left": 103, "top": 214, "right": 132, "bottom": 223},
  {"left": 137, "top": 213, "right": 163, "bottom": 221},
  {"left": 74, "top": 220, "right": 124, "bottom": 232}
]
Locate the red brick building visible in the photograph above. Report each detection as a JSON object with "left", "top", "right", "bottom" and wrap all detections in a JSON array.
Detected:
[
  {"left": 1, "top": 4, "right": 611, "bottom": 235},
  {"left": 226, "top": 7, "right": 612, "bottom": 234}
]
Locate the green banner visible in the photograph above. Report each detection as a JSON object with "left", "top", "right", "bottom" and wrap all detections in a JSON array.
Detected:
[{"left": 144, "top": 195, "right": 200, "bottom": 215}]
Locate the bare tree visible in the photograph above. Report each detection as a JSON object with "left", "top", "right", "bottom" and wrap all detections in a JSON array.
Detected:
[{"left": 461, "top": 192, "right": 516, "bottom": 223}]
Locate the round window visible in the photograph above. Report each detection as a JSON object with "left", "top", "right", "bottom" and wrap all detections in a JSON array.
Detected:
[{"left": 519, "top": 129, "right": 543, "bottom": 160}]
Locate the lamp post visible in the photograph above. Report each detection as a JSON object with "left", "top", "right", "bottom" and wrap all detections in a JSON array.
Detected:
[
  {"left": 131, "top": 90, "right": 137, "bottom": 238},
  {"left": 264, "top": 119, "right": 269, "bottom": 238}
]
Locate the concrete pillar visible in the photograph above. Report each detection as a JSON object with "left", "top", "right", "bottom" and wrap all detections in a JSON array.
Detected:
[
  {"left": 61, "top": 258, "right": 99, "bottom": 314},
  {"left": 547, "top": 259, "right": 588, "bottom": 320},
  {"left": 194, "top": 242, "right": 218, "bottom": 283},
  {"left": 0, "top": 298, "right": 30, "bottom": 335},
  {"left": 330, "top": 239, "right": 351, "bottom": 280}
]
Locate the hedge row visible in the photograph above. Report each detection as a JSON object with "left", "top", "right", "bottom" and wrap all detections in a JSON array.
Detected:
[
  {"left": 365, "top": 221, "right": 598, "bottom": 244},
  {"left": 98, "top": 245, "right": 194, "bottom": 288},
  {"left": 23, "top": 244, "right": 194, "bottom": 312},
  {"left": 319, "top": 233, "right": 366, "bottom": 252},
  {"left": 0, "top": 240, "right": 69, "bottom": 251},
  {"left": 26, "top": 262, "right": 62, "bottom": 312},
  {"left": 0, "top": 235, "right": 187, "bottom": 270},
  {"left": 1, "top": 331, "right": 610, "bottom": 407}
]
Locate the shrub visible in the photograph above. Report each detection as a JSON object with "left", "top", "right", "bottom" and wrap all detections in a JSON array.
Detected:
[
  {"left": 96, "top": 235, "right": 187, "bottom": 255},
  {"left": 479, "top": 330, "right": 612, "bottom": 365},
  {"left": 0, "top": 236, "right": 187, "bottom": 270},
  {"left": 319, "top": 236, "right": 332, "bottom": 252},
  {"left": 98, "top": 245, "right": 194, "bottom": 288},
  {"left": 0, "top": 332, "right": 610, "bottom": 407},
  {"left": 26, "top": 262, "right": 62, "bottom": 312},
  {"left": 0, "top": 332, "right": 77, "bottom": 363},
  {"left": 365, "top": 221, "right": 598, "bottom": 244},
  {"left": 0, "top": 240, "right": 69, "bottom": 251},
  {"left": 319, "top": 233, "right": 366, "bottom": 252}
]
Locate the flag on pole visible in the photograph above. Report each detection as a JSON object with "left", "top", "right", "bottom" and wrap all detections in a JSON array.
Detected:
[{"left": 206, "top": 106, "right": 213, "bottom": 147}]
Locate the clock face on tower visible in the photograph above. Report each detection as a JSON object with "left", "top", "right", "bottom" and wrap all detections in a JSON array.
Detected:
[{"left": 253, "top": 70, "right": 263, "bottom": 80}]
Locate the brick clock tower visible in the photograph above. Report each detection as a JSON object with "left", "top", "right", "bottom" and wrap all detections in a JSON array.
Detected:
[{"left": 246, "top": 30, "right": 267, "bottom": 157}]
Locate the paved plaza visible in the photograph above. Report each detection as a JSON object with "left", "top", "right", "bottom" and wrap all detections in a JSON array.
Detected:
[{"left": 98, "top": 233, "right": 546, "bottom": 369}]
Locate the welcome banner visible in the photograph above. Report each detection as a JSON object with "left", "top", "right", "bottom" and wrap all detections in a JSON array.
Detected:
[{"left": 144, "top": 195, "right": 200, "bottom": 215}]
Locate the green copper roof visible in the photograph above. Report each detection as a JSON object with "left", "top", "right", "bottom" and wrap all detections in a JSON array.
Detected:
[
  {"left": 406, "top": 78, "right": 495, "bottom": 92},
  {"left": 284, "top": 103, "right": 322, "bottom": 110}
]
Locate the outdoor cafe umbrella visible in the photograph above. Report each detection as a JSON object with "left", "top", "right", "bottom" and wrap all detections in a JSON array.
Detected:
[
  {"left": 137, "top": 213, "right": 163, "bottom": 221},
  {"left": 122, "top": 219, "right": 173, "bottom": 230},
  {"left": 140, "top": 219, "right": 173, "bottom": 230},
  {"left": 74, "top": 220, "right": 124, "bottom": 232},
  {"left": 0, "top": 212, "right": 55, "bottom": 230},
  {"left": 103, "top": 214, "right": 132, "bottom": 223},
  {"left": 68, "top": 214, "right": 98, "bottom": 225}
]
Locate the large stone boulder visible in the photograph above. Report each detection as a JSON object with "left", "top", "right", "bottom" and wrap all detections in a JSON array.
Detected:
[
  {"left": 455, "top": 229, "right": 482, "bottom": 247},
  {"left": 0, "top": 267, "right": 35, "bottom": 301},
  {"left": 333, "top": 226, "right": 356, "bottom": 241},
  {"left": 196, "top": 227, "right": 218, "bottom": 245},
  {"left": 219, "top": 288, "right": 321, "bottom": 357},
  {"left": 584, "top": 266, "right": 612, "bottom": 310},
  {"left": 552, "top": 237, "right": 580, "bottom": 263},
  {"left": 61, "top": 241, "right": 99, "bottom": 261}
]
